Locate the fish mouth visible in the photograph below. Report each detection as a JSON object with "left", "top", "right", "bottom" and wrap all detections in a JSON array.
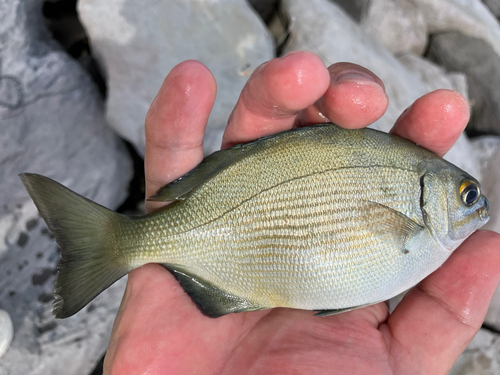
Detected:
[{"left": 478, "top": 196, "right": 490, "bottom": 222}]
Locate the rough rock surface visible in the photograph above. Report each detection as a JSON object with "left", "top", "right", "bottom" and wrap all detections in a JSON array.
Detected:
[
  {"left": 281, "top": 0, "right": 479, "bottom": 176},
  {"left": 471, "top": 135, "right": 500, "bottom": 331},
  {"left": 0, "top": 0, "right": 132, "bottom": 373},
  {"left": 482, "top": 0, "right": 500, "bottom": 18},
  {"left": 427, "top": 31, "right": 500, "bottom": 136},
  {"left": 77, "top": 0, "right": 274, "bottom": 156},
  {"left": 472, "top": 136, "right": 500, "bottom": 234},
  {"left": 486, "top": 284, "right": 500, "bottom": 332},
  {"left": 450, "top": 329, "right": 500, "bottom": 374},
  {"left": 360, "top": 0, "right": 428, "bottom": 55},
  {"left": 397, "top": 53, "right": 469, "bottom": 99},
  {"left": 414, "top": 0, "right": 500, "bottom": 58}
]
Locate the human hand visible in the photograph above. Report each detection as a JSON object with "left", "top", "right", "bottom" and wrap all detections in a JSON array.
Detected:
[{"left": 104, "top": 52, "right": 500, "bottom": 374}]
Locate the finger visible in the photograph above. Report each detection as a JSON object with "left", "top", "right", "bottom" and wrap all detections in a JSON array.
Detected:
[
  {"left": 380, "top": 230, "right": 500, "bottom": 374},
  {"left": 298, "top": 62, "right": 388, "bottom": 128},
  {"left": 144, "top": 60, "right": 216, "bottom": 212},
  {"left": 222, "top": 51, "right": 330, "bottom": 148},
  {"left": 390, "top": 89, "right": 470, "bottom": 157}
]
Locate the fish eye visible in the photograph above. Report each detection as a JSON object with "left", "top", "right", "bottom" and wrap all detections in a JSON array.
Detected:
[{"left": 460, "top": 180, "right": 480, "bottom": 207}]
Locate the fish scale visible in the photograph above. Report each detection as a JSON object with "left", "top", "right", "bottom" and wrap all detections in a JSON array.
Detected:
[{"left": 19, "top": 124, "right": 490, "bottom": 318}]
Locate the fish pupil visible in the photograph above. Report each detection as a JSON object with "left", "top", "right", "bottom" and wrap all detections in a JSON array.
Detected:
[
  {"left": 463, "top": 186, "right": 478, "bottom": 205},
  {"left": 466, "top": 190, "right": 477, "bottom": 203}
]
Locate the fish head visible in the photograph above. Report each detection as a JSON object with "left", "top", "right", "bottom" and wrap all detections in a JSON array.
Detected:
[{"left": 418, "top": 159, "right": 490, "bottom": 251}]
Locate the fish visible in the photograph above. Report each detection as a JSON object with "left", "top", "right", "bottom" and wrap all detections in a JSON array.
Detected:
[{"left": 19, "top": 123, "right": 490, "bottom": 319}]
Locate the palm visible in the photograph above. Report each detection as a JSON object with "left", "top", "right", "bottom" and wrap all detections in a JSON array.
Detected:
[
  {"left": 104, "top": 53, "right": 500, "bottom": 374},
  {"left": 107, "top": 268, "right": 388, "bottom": 373},
  {"left": 214, "top": 305, "right": 391, "bottom": 373}
]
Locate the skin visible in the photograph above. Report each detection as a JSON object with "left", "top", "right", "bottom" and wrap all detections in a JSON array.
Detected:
[{"left": 104, "top": 52, "right": 500, "bottom": 374}]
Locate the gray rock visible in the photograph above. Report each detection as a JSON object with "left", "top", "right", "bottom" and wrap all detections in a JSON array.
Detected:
[
  {"left": 471, "top": 136, "right": 500, "bottom": 330},
  {"left": 414, "top": 0, "right": 500, "bottom": 58},
  {"left": 427, "top": 31, "right": 500, "bottom": 136},
  {"left": 360, "top": 0, "right": 428, "bottom": 55},
  {"left": 77, "top": 0, "right": 274, "bottom": 156},
  {"left": 0, "top": 0, "right": 132, "bottom": 374},
  {"left": 486, "top": 284, "right": 500, "bottom": 332},
  {"left": 450, "top": 329, "right": 500, "bottom": 375},
  {"left": 281, "top": 0, "right": 479, "bottom": 176},
  {"left": 397, "top": 53, "right": 469, "bottom": 99},
  {"left": 0, "top": 310, "right": 13, "bottom": 359},
  {"left": 331, "top": 0, "right": 370, "bottom": 22},
  {"left": 482, "top": 0, "right": 500, "bottom": 18},
  {"left": 472, "top": 136, "right": 500, "bottom": 233}
]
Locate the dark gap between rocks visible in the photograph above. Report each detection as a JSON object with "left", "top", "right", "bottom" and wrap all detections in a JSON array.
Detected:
[
  {"left": 43, "top": 0, "right": 107, "bottom": 97},
  {"left": 90, "top": 353, "right": 105, "bottom": 375},
  {"left": 482, "top": 323, "right": 500, "bottom": 336}
]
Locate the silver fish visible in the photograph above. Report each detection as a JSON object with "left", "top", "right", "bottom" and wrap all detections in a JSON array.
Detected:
[{"left": 20, "top": 124, "right": 490, "bottom": 318}]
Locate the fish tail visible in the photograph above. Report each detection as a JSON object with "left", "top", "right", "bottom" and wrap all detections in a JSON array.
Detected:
[{"left": 19, "top": 173, "right": 132, "bottom": 319}]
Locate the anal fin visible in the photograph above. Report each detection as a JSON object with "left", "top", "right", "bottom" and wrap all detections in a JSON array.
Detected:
[
  {"left": 162, "top": 264, "right": 264, "bottom": 318},
  {"left": 314, "top": 302, "right": 380, "bottom": 317}
]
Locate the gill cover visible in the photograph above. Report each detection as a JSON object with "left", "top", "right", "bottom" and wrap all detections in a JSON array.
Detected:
[{"left": 418, "top": 162, "right": 452, "bottom": 250}]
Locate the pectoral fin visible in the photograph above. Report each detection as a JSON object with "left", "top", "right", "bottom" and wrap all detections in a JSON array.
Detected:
[
  {"left": 367, "top": 201, "right": 424, "bottom": 251},
  {"left": 162, "top": 264, "right": 264, "bottom": 318}
]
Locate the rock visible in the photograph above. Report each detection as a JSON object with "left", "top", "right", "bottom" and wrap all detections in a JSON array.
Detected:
[
  {"left": 486, "top": 285, "right": 500, "bottom": 331},
  {"left": 397, "top": 53, "right": 469, "bottom": 99},
  {"left": 450, "top": 329, "right": 500, "bottom": 374},
  {"left": 471, "top": 136, "right": 500, "bottom": 330},
  {"left": 482, "top": 0, "right": 500, "bottom": 18},
  {"left": 414, "top": 0, "right": 500, "bottom": 58},
  {"left": 281, "top": 0, "right": 480, "bottom": 176},
  {"left": 360, "top": 0, "right": 428, "bottom": 55},
  {"left": 472, "top": 136, "right": 500, "bottom": 233},
  {"left": 0, "top": 310, "right": 13, "bottom": 359},
  {"left": 77, "top": 0, "right": 274, "bottom": 156},
  {"left": 0, "top": 0, "right": 132, "bottom": 374},
  {"left": 331, "top": 0, "right": 370, "bottom": 22},
  {"left": 427, "top": 31, "right": 500, "bottom": 136}
]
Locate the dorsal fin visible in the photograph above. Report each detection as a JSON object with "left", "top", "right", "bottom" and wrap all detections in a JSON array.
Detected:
[
  {"left": 148, "top": 124, "right": 335, "bottom": 202},
  {"left": 148, "top": 132, "right": 286, "bottom": 202}
]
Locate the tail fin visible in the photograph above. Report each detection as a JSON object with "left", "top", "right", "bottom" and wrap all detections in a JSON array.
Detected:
[{"left": 20, "top": 173, "right": 131, "bottom": 318}]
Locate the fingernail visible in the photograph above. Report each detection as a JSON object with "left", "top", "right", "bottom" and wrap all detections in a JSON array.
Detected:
[{"left": 336, "top": 71, "right": 383, "bottom": 89}]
